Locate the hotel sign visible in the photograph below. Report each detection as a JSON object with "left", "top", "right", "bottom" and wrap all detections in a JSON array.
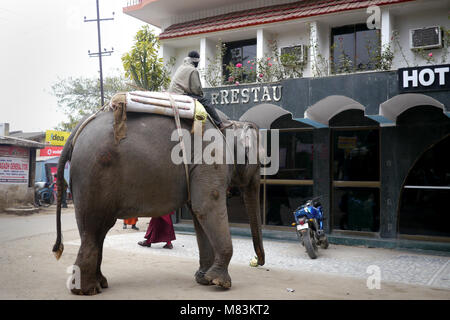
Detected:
[
  {"left": 210, "top": 85, "right": 282, "bottom": 105},
  {"left": 399, "top": 64, "right": 450, "bottom": 93}
]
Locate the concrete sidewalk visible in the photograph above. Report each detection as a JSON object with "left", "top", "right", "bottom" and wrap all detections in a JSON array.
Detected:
[
  {"left": 67, "top": 225, "right": 450, "bottom": 291},
  {"left": 1, "top": 207, "right": 449, "bottom": 299}
]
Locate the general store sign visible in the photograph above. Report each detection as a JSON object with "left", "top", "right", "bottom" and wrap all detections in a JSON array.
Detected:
[
  {"left": 45, "top": 130, "right": 70, "bottom": 146},
  {"left": 399, "top": 64, "right": 450, "bottom": 93},
  {"left": 0, "top": 146, "right": 29, "bottom": 184}
]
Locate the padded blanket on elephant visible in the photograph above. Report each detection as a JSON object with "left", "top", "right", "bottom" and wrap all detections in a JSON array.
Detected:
[{"left": 109, "top": 91, "right": 208, "bottom": 145}]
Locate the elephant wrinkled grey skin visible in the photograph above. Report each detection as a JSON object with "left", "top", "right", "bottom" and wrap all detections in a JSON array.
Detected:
[{"left": 52, "top": 110, "right": 265, "bottom": 295}]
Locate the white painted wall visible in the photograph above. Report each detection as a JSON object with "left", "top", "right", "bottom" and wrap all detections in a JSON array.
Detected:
[
  {"left": 391, "top": 8, "right": 450, "bottom": 69},
  {"left": 160, "top": 0, "right": 450, "bottom": 84}
]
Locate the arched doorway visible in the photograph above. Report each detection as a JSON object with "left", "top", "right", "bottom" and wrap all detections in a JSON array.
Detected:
[{"left": 399, "top": 134, "right": 450, "bottom": 239}]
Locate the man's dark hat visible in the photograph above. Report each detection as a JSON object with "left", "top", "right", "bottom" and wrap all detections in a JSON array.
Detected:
[{"left": 188, "top": 51, "right": 200, "bottom": 59}]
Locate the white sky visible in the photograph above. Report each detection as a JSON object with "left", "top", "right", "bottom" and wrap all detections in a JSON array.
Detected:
[{"left": 0, "top": 0, "right": 159, "bottom": 133}]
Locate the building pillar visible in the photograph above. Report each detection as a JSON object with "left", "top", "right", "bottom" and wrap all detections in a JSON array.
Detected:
[
  {"left": 257, "top": 28, "right": 272, "bottom": 60},
  {"left": 309, "top": 21, "right": 329, "bottom": 77},
  {"left": 160, "top": 43, "right": 175, "bottom": 74},
  {"left": 381, "top": 9, "right": 393, "bottom": 53},
  {"left": 200, "top": 37, "right": 217, "bottom": 87}
]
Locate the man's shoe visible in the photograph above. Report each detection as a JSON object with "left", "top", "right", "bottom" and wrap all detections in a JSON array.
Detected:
[
  {"left": 219, "top": 121, "right": 233, "bottom": 131},
  {"left": 132, "top": 225, "right": 139, "bottom": 231}
]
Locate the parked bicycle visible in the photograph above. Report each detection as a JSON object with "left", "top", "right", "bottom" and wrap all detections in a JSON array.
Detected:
[{"left": 34, "top": 181, "right": 56, "bottom": 207}]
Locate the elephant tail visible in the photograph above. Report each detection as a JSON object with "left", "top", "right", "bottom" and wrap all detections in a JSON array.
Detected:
[
  {"left": 52, "top": 117, "right": 88, "bottom": 260},
  {"left": 52, "top": 145, "right": 70, "bottom": 260}
]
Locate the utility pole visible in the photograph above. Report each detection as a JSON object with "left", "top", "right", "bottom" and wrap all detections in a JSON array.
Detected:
[{"left": 84, "top": 0, "right": 114, "bottom": 107}]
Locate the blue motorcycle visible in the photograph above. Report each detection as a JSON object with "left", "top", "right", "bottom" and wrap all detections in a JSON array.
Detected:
[
  {"left": 292, "top": 197, "right": 328, "bottom": 259},
  {"left": 34, "top": 181, "right": 56, "bottom": 207}
]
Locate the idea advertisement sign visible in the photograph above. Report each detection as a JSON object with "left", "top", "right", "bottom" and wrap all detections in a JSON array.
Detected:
[{"left": 45, "top": 130, "right": 70, "bottom": 146}]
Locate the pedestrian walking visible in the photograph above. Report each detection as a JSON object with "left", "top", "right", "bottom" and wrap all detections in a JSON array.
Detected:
[
  {"left": 123, "top": 218, "right": 139, "bottom": 230},
  {"left": 138, "top": 212, "right": 176, "bottom": 249}
]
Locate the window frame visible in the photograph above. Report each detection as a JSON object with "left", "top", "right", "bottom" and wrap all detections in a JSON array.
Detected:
[{"left": 330, "top": 23, "right": 381, "bottom": 74}]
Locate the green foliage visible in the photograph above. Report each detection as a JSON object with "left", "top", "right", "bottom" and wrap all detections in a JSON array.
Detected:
[
  {"left": 51, "top": 75, "right": 133, "bottom": 131},
  {"left": 223, "top": 39, "right": 306, "bottom": 85},
  {"left": 122, "top": 25, "right": 173, "bottom": 91},
  {"left": 201, "top": 40, "right": 227, "bottom": 87}
]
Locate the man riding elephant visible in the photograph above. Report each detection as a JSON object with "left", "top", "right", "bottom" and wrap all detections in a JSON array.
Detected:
[{"left": 169, "top": 50, "right": 233, "bottom": 130}]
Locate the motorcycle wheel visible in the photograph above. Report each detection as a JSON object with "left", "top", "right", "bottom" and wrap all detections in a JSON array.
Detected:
[
  {"left": 320, "top": 237, "right": 329, "bottom": 249},
  {"left": 303, "top": 229, "right": 318, "bottom": 259}
]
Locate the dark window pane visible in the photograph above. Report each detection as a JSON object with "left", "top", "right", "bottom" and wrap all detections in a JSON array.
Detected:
[
  {"left": 272, "top": 131, "right": 314, "bottom": 180},
  {"left": 404, "top": 136, "right": 450, "bottom": 187},
  {"left": 356, "top": 29, "right": 380, "bottom": 71},
  {"left": 400, "top": 136, "right": 450, "bottom": 237},
  {"left": 223, "top": 39, "right": 257, "bottom": 83},
  {"left": 333, "top": 32, "right": 355, "bottom": 73},
  {"left": 331, "top": 24, "right": 380, "bottom": 73},
  {"left": 399, "top": 189, "right": 450, "bottom": 237},
  {"left": 332, "top": 129, "right": 379, "bottom": 181},
  {"left": 333, "top": 187, "right": 380, "bottom": 232},
  {"left": 266, "top": 185, "right": 313, "bottom": 226}
]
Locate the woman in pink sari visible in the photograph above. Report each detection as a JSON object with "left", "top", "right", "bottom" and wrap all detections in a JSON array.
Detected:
[{"left": 138, "top": 211, "right": 176, "bottom": 249}]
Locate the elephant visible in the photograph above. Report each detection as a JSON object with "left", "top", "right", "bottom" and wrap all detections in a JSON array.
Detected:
[{"left": 52, "top": 106, "right": 265, "bottom": 295}]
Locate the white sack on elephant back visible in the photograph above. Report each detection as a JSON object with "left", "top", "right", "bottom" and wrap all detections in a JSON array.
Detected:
[{"left": 126, "top": 91, "right": 195, "bottom": 119}]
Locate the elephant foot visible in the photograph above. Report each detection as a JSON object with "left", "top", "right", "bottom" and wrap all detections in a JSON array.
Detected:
[
  {"left": 70, "top": 279, "right": 103, "bottom": 296},
  {"left": 195, "top": 270, "right": 213, "bottom": 286},
  {"left": 98, "top": 274, "right": 109, "bottom": 289},
  {"left": 70, "top": 282, "right": 102, "bottom": 296},
  {"left": 204, "top": 267, "right": 232, "bottom": 289}
]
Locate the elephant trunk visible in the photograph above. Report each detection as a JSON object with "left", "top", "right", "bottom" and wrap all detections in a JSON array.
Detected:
[{"left": 243, "top": 173, "right": 265, "bottom": 266}]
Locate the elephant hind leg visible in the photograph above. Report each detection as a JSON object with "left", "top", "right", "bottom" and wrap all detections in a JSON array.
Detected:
[
  {"left": 72, "top": 234, "right": 103, "bottom": 295},
  {"left": 192, "top": 214, "right": 215, "bottom": 286},
  {"left": 191, "top": 202, "right": 233, "bottom": 289},
  {"left": 96, "top": 219, "right": 116, "bottom": 289},
  {"left": 72, "top": 219, "right": 115, "bottom": 295}
]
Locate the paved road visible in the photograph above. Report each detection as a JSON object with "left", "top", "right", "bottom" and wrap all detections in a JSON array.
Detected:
[{"left": 0, "top": 206, "right": 449, "bottom": 300}]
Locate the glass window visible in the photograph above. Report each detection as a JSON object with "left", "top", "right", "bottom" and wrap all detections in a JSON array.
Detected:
[
  {"left": 332, "top": 129, "right": 379, "bottom": 181},
  {"left": 399, "top": 136, "right": 450, "bottom": 237},
  {"left": 333, "top": 187, "right": 380, "bottom": 232},
  {"left": 271, "top": 131, "right": 314, "bottom": 180},
  {"left": 223, "top": 39, "right": 257, "bottom": 83},
  {"left": 266, "top": 185, "right": 313, "bottom": 226},
  {"left": 332, "top": 24, "right": 380, "bottom": 73}
]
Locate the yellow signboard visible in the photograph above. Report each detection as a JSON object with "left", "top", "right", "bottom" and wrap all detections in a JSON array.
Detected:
[
  {"left": 45, "top": 130, "right": 70, "bottom": 146},
  {"left": 338, "top": 136, "right": 357, "bottom": 150}
]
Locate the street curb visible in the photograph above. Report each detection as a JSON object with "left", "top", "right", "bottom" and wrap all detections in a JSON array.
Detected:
[
  {"left": 174, "top": 223, "right": 450, "bottom": 256},
  {"left": 3, "top": 207, "right": 40, "bottom": 216}
]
